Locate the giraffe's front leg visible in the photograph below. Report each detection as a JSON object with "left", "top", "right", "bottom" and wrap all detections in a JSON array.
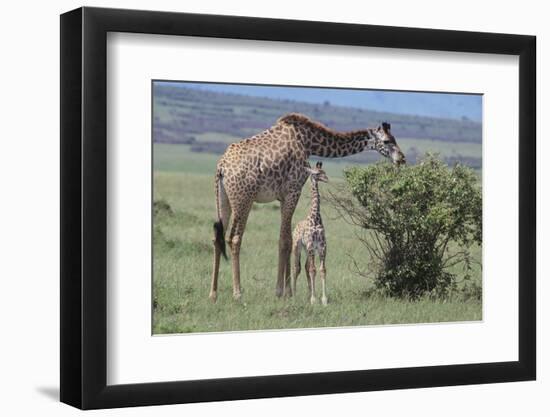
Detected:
[
  {"left": 284, "top": 253, "right": 292, "bottom": 298},
  {"left": 307, "top": 253, "right": 317, "bottom": 305},
  {"left": 319, "top": 252, "right": 328, "bottom": 306},
  {"left": 291, "top": 240, "right": 302, "bottom": 297},
  {"left": 276, "top": 193, "right": 300, "bottom": 297},
  {"left": 276, "top": 231, "right": 292, "bottom": 297},
  {"left": 304, "top": 257, "right": 312, "bottom": 295}
]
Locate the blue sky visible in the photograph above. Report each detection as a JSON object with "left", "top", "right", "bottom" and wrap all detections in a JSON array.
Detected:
[{"left": 158, "top": 81, "right": 482, "bottom": 122}]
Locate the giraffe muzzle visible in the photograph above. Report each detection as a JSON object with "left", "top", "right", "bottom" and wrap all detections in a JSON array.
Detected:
[{"left": 392, "top": 151, "right": 406, "bottom": 166}]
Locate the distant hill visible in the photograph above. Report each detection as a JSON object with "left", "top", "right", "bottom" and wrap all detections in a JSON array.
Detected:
[
  {"left": 152, "top": 85, "right": 482, "bottom": 169},
  {"left": 172, "top": 82, "right": 482, "bottom": 122},
  {"left": 153, "top": 85, "right": 481, "bottom": 144}
]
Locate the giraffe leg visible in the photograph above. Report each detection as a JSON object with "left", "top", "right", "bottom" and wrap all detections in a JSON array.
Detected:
[
  {"left": 319, "top": 251, "right": 328, "bottom": 306},
  {"left": 284, "top": 255, "right": 292, "bottom": 298},
  {"left": 304, "top": 257, "right": 312, "bottom": 295},
  {"left": 292, "top": 240, "right": 302, "bottom": 297},
  {"left": 307, "top": 253, "right": 317, "bottom": 305},
  {"left": 227, "top": 201, "right": 252, "bottom": 302},
  {"left": 210, "top": 240, "right": 220, "bottom": 302},
  {"left": 276, "top": 193, "right": 300, "bottom": 297},
  {"left": 210, "top": 183, "right": 231, "bottom": 302},
  {"left": 229, "top": 235, "right": 242, "bottom": 301},
  {"left": 284, "top": 238, "right": 296, "bottom": 298}
]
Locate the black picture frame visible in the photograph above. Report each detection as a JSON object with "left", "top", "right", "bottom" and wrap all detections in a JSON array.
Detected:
[{"left": 60, "top": 6, "right": 536, "bottom": 410}]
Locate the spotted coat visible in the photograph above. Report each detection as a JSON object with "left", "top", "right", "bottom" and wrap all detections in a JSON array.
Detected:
[{"left": 210, "top": 113, "right": 405, "bottom": 302}]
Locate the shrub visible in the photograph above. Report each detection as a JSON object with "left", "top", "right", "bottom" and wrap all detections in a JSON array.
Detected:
[
  {"left": 330, "top": 154, "right": 482, "bottom": 298},
  {"left": 153, "top": 198, "right": 174, "bottom": 218}
]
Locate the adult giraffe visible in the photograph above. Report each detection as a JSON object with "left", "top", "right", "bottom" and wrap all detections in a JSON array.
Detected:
[{"left": 209, "top": 113, "right": 405, "bottom": 302}]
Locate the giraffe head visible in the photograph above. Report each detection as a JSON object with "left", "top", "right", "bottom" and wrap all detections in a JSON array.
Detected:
[
  {"left": 372, "top": 122, "right": 406, "bottom": 166},
  {"left": 307, "top": 161, "right": 329, "bottom": 184}
]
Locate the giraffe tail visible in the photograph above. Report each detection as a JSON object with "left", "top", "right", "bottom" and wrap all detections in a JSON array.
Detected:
[
  {"left": 213, "top": 220, "right": 227, "bottom": 260},
  {"left": 214, "top": 169, "right": 228, "bottom": 260}
]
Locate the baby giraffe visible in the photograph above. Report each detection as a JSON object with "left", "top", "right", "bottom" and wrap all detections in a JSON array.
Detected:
[{"left": 291, "top": 161, "right": 329, "bottom": 305}]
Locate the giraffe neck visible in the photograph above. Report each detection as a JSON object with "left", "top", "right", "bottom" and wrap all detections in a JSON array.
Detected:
[
  {"left": 277, "top": 113, "right": 377, "bottom": 158},
  {"left": 307, "top": 180, "right": 322, "bottom": 224},
  {"left": 305, "top": 129, "right": 377, "bottom": 158}
]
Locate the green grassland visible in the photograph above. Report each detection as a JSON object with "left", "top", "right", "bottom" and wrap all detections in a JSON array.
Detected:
[{"left": 153, "top": 143, "right": 482, "bottom": 334}]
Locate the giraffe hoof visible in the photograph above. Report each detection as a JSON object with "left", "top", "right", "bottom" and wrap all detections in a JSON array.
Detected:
[
  {"left": 310, "top": 297, "right": 317, "bottom": 305},
  {"left": 275, "top": 287, "right": 284, "bottom": 298},
  {"left": 209, "top": 291, "right": 217, "bottom": 303},
  {"left": 322, "top": 297, "right": 328, "bottom": 306},
  {"left": 233, "top": 292, "right": 242, "bottom": 302}
]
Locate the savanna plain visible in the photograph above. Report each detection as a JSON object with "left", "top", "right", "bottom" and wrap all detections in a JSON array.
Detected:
[{"left": 153, "top": 144, "right": 482, "bottom": 334}]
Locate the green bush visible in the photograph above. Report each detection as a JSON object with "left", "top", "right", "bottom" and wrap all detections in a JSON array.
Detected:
[{"left": 331, "top": 154, "right": 482, "bottom": 298}]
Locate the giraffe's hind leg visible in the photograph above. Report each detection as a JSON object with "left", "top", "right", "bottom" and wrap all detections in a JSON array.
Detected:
[
  {"left": 210, "top": 182, "right": 231, "bottom": 302},
  {"left": 227, "top": 199, "right": 253, "bottom": 302},
  {"left": 210, "top": 241, "right": 221, "bottom": 303}
]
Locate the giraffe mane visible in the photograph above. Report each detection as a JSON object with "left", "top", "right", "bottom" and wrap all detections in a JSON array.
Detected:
[{"left": 276, "top": 112, "right": 373, "bottom": 139}]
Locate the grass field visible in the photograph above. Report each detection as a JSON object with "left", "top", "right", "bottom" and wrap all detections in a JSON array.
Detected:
[{"left": 153, "top": 143, "right": 482, "bottom": 334}]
